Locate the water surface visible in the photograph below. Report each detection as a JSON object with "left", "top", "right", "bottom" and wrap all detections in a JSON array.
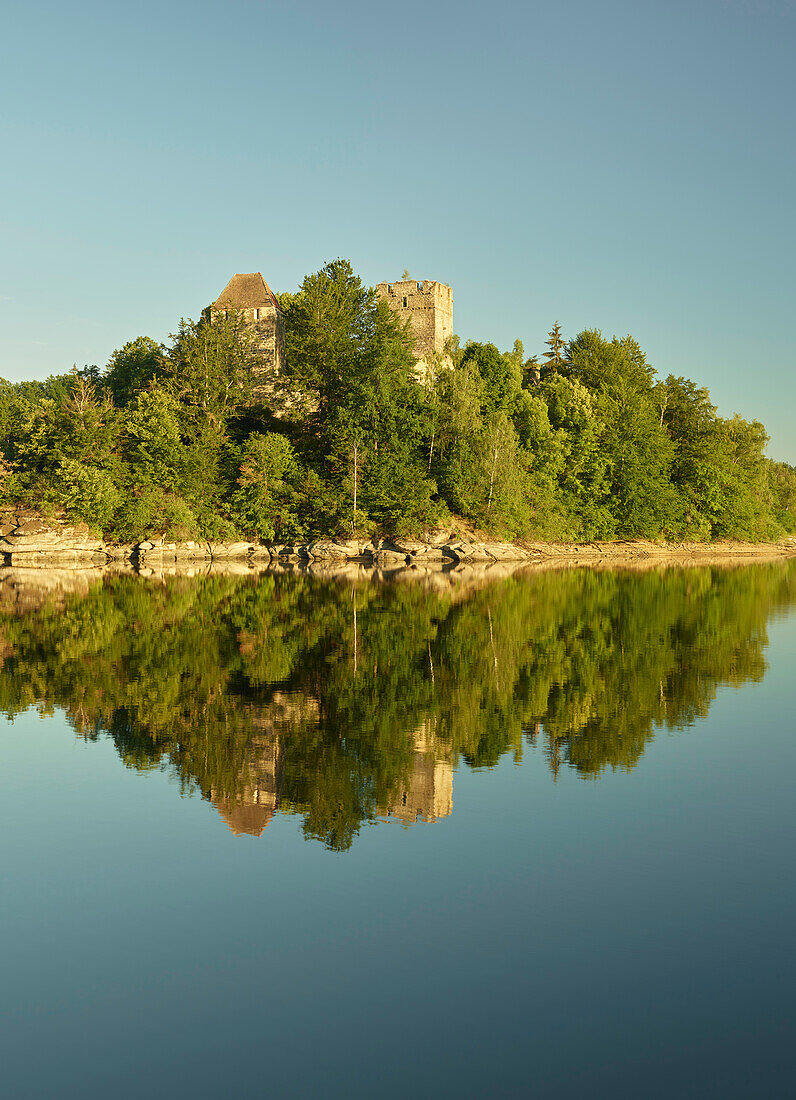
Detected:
[{"left": 1, "top": 562, "right": 795, "bottom": 1097}]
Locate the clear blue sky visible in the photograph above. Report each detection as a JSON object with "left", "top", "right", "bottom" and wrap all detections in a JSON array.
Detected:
[{"left": 1, "top": 0, "right": 793, "bottom": 461}]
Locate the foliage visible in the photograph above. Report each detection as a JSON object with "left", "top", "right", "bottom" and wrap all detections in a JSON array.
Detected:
[{"left": 0, "top": 262, "right": 789, "bottom": 542}]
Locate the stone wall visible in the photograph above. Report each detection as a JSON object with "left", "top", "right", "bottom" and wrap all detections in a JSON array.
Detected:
[
  {"left": 375, "top": 279, "right": 453, "bottom": 363},
  {"left": 210, "top": 304, "right": 285, "bottom": 379}
]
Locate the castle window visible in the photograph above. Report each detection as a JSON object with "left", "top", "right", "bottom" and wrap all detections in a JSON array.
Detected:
[
  {"left": 253, "top": 308, "right": 260, "bottom": 320},
  {"left": 402, "top": 297, "right": 408, "bottom": 307},
  {"left": 417, "top": 281, "right": 424, "bottom": 290}
]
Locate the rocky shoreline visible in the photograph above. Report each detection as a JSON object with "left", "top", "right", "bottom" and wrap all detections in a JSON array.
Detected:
[{"left": 0, "top": 510, "right": 794, "bottom": 572}]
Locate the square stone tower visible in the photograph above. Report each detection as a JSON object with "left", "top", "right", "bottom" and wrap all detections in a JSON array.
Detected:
[
  {"left": 375, "top": 278, "right": 453, "bottom": 369},
  {"left": 211, "top": 272, "right": 285, "bottom": 376}
]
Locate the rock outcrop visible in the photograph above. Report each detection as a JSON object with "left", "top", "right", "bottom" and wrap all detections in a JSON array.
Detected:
[{"left": 3, "top": 511, "right": 791, "bottom": 575}]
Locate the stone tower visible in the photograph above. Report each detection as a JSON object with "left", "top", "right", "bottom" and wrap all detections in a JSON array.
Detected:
[
  {"left": 211, "top": 272, "right": 285, "bottom": 376},
  {"left": 375, "top": 278, "right": 453, "bottom": 372}
]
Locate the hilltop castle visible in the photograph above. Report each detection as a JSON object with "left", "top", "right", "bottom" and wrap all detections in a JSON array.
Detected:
[
  {"left": 374, "top": 278, "right": 454, "bottom": 371},
  {"left": 210, "top": 272, "right": 453, "bottom": 379},
  {"left": 211, "top": 272, "right": 286, "bottom": 376}
]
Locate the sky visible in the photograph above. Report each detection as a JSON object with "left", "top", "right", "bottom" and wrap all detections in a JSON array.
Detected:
[{"left": 0, "top": 0, "right": 793, "bottom": 461}]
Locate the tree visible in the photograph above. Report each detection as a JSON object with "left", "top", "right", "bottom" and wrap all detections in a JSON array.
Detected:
[
  {"left": 283, "top": 260, "right": 438, "bottom": 534},
  {"left": 231, "top": 432, "right": 303, "bottom": 541},
  {"left": 567, "top": 331, "right": 676, "bottom": 536},
  {"left": 165, "top": 311, "right": 256, "bottom": 430},
  {"left": 104, "top": 337, "right": 166, "bottom": 407},
  {"left": 541, "top": 322, "right": 569, "bottom": 378}
]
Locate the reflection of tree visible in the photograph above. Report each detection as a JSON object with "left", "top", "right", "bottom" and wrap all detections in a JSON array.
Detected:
[{"left": 0, "top": 561, "right": 793, "bottom": 849}]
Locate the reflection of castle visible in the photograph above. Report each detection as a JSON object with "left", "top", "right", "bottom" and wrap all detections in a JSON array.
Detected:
[
  {"left": 207, "top": 692, "right": 317, "bottom": 837},
  {"left": 208, "top": 710, "right": 453, "bottom": 837},
  {"left": 209, "top": 734, "right": 282, "bottom": 837},
  {"left": 378, "top": 726, "right": 453, "bottom": 826}
]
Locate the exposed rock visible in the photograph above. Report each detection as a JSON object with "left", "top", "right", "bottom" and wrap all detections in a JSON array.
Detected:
[
  {"left": 105, "top": 544, "right": 137, "bottom": 560},
  {"left": 306, "top": 540, "right": 364, "bottom": 560},
  {"left": 481, "top": 542, "right": 534, "bottom": 561},
  {"left": 441, "top": 542, "right": 491, "bottom": 562},
  {"left": 372, "top": 549, "right": 409, "bottom": 566},
  {"left": 13, "top": 520, "right": 52, "bottom": 536},
  {"left": 205, "top": 541, "right": 255, "bottom": 559},
  {"left": 381, "top": 537, "right": 427, "bottom": 554},
  {"left": 0, "top": 533, "right": 105, "bottom": 555},
  {"left": 278, "top": 544, "right": 311, "bottom": 559},
  {"left": 410, "top": 545, "right": 446, "bottom": 560},
  {"left": 6, "top": 550, "right": 107, "bottom": 567},
  {"left": 172, "top": 543, "right": 211, "bottom": 558}
]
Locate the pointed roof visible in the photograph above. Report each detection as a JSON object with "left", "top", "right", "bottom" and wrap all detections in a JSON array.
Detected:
[
  {"left": 213, "top": 798, "right": 275, "bottom": 838},
  {"left": 213, "top": 272, "right": 281, "bottom": 311}
]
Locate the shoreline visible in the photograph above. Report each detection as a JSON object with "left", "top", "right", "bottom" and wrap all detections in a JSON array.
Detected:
[
  {"left": 0, "top": 537, "right": 792, "bottom": 609},
  {"left": 0, "top": 528, "right": 794, "bottom": 572}
]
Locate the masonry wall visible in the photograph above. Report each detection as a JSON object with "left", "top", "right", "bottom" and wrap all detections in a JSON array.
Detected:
[
  {"left": 210, "top": 305, "right": 285, "bottom": 377},
  {"left": 375, "top": 279, "right": 453, "bottom": 360}
]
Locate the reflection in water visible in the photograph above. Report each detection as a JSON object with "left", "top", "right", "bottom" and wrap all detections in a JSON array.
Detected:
[{"left": 0, "top": 561, "right": 794, "bottom": 848}]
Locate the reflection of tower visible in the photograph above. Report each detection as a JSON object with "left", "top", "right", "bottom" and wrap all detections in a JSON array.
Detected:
[
  {"left": 379, "top": 724, "right": 453, "bottom": 826},
  {"left": 209, "top": 734, "right": 282, "bottom": 837},
  {"left": 207, "top": 692, "right": 318, "bottom": 837}
]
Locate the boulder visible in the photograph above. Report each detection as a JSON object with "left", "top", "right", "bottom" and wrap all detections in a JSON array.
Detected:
[
  {"left": 372, "top": 549, "right": 409, "bottom": 566},
  {"left": 206, "top": 541, "right": 254, "bottom": 559},
  {"left": 410, "top": 545, "right": 446, "bottom": 560},
  {"left": 306, "top": 540, "right": 363, "bottom": 560},
  {"left": 379, "top": 537, "right": 426, "bottom": 554},
  {"left": 278, "top": 544, "right": 311, "bottom": 559}
]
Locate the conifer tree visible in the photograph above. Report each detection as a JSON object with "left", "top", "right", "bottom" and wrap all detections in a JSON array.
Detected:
[{"left": 541, "top": 322, "right": 569, "bottom": 377}]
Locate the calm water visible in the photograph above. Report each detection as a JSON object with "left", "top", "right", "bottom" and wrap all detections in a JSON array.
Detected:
[{"left": 1, "top": 562, "right": 795, "bottom": 1098}]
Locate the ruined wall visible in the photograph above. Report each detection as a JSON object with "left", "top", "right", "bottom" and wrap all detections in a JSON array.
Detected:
[
  {"left": 375, "top": 279, "right": 453, "bottom": 362},
  {"left": 210, "top": 304, "right": 285, "bottom": 378}
]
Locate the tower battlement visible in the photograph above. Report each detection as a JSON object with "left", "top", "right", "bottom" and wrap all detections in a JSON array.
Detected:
[{"left": 375, "top": 279, "right": 453, "bottom": 364}]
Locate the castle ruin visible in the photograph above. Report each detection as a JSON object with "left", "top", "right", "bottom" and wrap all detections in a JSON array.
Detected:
[
  {"left": 211, "top": 271, "right": 452, "bottom": 383},
  {"left": 375, "top": 278, "right": 454, "bottom": 373},
  {"left": 211, "top": 272, "right": 285, "bottom": 376}
]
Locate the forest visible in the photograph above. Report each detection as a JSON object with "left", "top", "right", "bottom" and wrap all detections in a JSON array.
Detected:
[{"left": 1, "top": 259, "right": 794, "bottom": 544}]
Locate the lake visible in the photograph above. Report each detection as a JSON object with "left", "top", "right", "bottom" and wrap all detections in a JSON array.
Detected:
[{"left": 1, "top": 561, "right": 795, "bottom": 1098}]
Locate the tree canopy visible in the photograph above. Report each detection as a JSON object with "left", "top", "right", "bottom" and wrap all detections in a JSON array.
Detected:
[{"left": 0, "top": 260, "right": 792, "bottom": 543}]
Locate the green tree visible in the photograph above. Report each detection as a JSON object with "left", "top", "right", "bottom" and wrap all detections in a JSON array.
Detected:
[
  {"left": 283, "top": 260, "right": 438, "bottom": 534},
  {"left": 567, "top": 331, "right": 676, "bottom": 536},
  {"left": 166, "top": 311, "right": 256, "bottom": 430},
  {"left": 104, "top": 337, "right": 166, "bottom": 407},
  {"left": 541, "top": 321, "right": 569, "bottom": 378},
  {"left": 231, "top": 432, "right": 303, "bottom": 541}
]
